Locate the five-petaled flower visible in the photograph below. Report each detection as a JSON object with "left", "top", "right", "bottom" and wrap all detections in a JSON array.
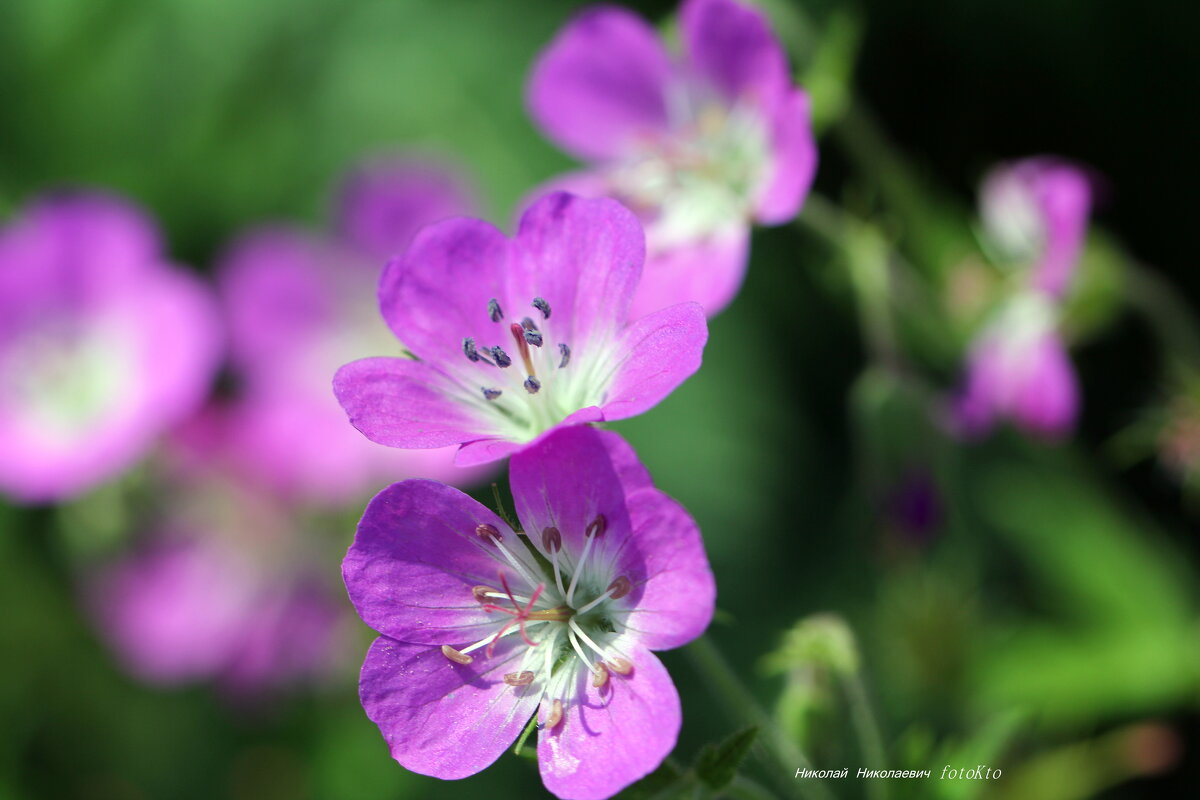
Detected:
[
  {"left": 953, "top": 158, "right": 1092, "bottom": 439},
  {"left": 333, "top": 191, "right": 708, "bottom": 468},
  {"left": 527, "top": 0, "right": 817, "bottom": 318},
  {"left": 0, "top": 192, "right": 221, "bottom": 502},
  {"left": 343, "top": 425, "right": 715, "bottom": 800}
]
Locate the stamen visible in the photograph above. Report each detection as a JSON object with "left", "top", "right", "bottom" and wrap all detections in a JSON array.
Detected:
[
  {"left": 566, "top": 529, "right": 598, "bottom": 605},
  {"left": 586, "top": 514, "right": 607, "bottom": 538},
  {"left": 504, "top": 671, "right": 535, "bottom": 686},
  {"left": 482, "top": 387, "right": 502, "bottom": 401},
  {"left": 488, "top": 298, "right": 503, "bottom": 322},
  {"left": 524, "top": 376, "right": 541, "bottom": 394},
  {"left": 472, "top": 585, "right": 494, "bottom": 603},
  {"left": 490, "top": 346, "right": 512, "bottom": 368},
  {"left": 543, "top": 698, "right": 564, "bottom": 730},
  {"left": 567, "top": 626, "right": 594, "bottom": 671},
  {"left": 475, "top": 523, "right": 503, "bottom": 542},
  {"left": 441, "top": 645, "right": 473, "bottom": 665},
  {"left": 532, "top": 297, "right": 551, "bottom": 319},
  {"left": 607, "top": 575, "right": 631, "bottom": 600},
  {"left": 523, "top": 328, "right": 544, "bottom": 347},
  {"left": 608, "top": 657, "right": 633, "bottom": 675},
  {"left": 558, "top": 343, "right": 571, "bottom": 368},
  {"left": 521, "top": 317, "right": 539, "bottom": 332},
  {"left": 592, "top": 663, "right": 610, "bottom": 688},
  {"left": 542, "top": 526, "right": 562, "bottom": 553},
  {"left": 462, "top": 337, "right": 481, "bottom": 362}
]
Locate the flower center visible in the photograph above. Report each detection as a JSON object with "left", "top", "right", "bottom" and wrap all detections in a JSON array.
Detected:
[
  {"left": 460, "top": 297, "right": 597, "bottom": 441},
  {"left": 610, "top": 95, "right": 770, "bottom": 250},
  {"left": 440, "top": 516, "right": 634, "bottom": 730}
]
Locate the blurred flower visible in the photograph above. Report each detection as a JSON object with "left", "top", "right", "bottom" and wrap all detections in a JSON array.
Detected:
[
  {"left": 334, "top": 192, "right": 708, "bottom": 468},
  {"left": 217, "top": 158, "right": 481, "bottom": 504},
  {"left": 90, "top": 485, "right": 346, "bottom": 696},
  {"left": 0, "top": 192, "right": 220, "bottom": 503},
  {"left": 343, "top": 426, "right": 714, "bottom": 800},
  {"left": 950, "top": 158, "right": 1093, "bottom": 440},
  {"left": 526, "top": 0, "right": 816, "bottom": 318},
  {"left": 953, "top": 292, "right": 1079, "bottom": 439},
  {"left": 980, "top": 157, "right": 1092, "bottom": 299}
]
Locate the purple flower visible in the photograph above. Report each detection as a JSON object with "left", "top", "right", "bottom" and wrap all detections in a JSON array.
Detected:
[
  {"left": 333, "top": 192, "right": 708, "bottom": 468},
  {"left": 218, "top": 159, "right": 482, "bottom": 502},
  {"left": 980, "top": 157, "right": 1092, "bottom": 299},
  {"left": 91, "top": 525, "right": 345, "bottom": 695},
  {"left": 0, "top": 192, "right": 221, "bottom": 503},
  {"left": 953, "top": 293, "right": 1079, "bottom": 439},
  {"left": 343, "top": 425, "right": 714, "bottom": 799},
  {"left": 526, "top": 0, "right": 817, "bottom": 317}
]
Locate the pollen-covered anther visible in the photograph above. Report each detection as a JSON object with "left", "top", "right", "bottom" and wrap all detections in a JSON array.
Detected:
[
  {"left": 488, "top": 298, "right": 503, "bottom": 322},
  {"left": 607, "top": 575, "right": 632, "bottom": 600},
  {"left": 592, "top": 663, "right": 610, "bottom": 688},
  {"left": 532, "top": 297, "right": 551, "bottom": 319},
  {"left": 521, "top": 318, "right": 544, "bottom": 348},
  {"left": 462, "top": 337, "right": 481, "bottom": 362},
  {"left": 482, "top": 387, "right": 502, "bottom": 401},
  {"left": 558, "top": 343, "right": 571, "bottom": 368},
  {"left": 544, "top": 698, "right": 564, "bottom": 729},
  {"left": 475, "top": 523, "right": 503, "bottom": 542},
  {"left": 585, "top": 514, "right": 607, "bottom": 538},
  {"left": 472, "top": 585, "right": 495, "bottom": 603},
  {"left": 441, "top": 645, "right": 474, "bottom": 665},
  {"left": 542, "top": 526, "right": 562, "bottom": 553},
  {"left": 490, "top": 346, "right": 512, "bottom": 368},
  {"left": 504, "top": 670, "right": 535, "bottom": 686},
  {"left": 524, "top": 376, "right": 541, "bottom": 394},
  {"left": 607, "top": 656, "right": 632, "bottom": 675}
]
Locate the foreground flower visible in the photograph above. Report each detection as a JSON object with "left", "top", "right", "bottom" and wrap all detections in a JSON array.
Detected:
[
  {"left": 979, "top": 157, "right": 1092, "bottom": 299},
  {"left": 527, "top": 0, "right": 817, "bottom": 317},
  {"left": 953, "top": 292, "right": 1079, "bottom": 439},
  {"left": 343, "top": 426, "right": 715, "bottom": 799},
  {"left": 0, "top": 192, "right": 220, "bottom": 502},
  {"left": 334, "top": 192, "right": 708, "bottom": 467},
  {"left": 219, "top": 158, "right": 479, "bottom": 503}
]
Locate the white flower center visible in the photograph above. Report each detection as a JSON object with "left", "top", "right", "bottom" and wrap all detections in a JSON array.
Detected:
[
  {"left": 441, "top": 519, "right": 634, "bottom": 731},
  {"left": 610, "top": 92, "right": 771, "bottom": 251},
  {"left": 456, "top": 297, "right": 613, "bottom": 443}
]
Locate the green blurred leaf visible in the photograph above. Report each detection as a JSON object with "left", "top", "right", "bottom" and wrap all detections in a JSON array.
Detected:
[{"left": 694, "top": 726, "right": 759, "bottom": 790}]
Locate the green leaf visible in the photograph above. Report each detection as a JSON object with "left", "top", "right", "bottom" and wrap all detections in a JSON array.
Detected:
[{"left": 694, "top": 726, "right": 760, "bottom": 790}]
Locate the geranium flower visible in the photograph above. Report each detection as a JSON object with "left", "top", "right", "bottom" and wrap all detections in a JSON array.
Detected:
[
  {"left": 953, "top": 292, "right": 1079, "bottom": 439},
  {"left": 218, "top": 158, "right": 481, "bottom": 503},
  {"left": 0, "top": 192, "right": 220, "bottom": 502},
  {"left": 343, "top": 425, "right": 715, "bottom": 800},
  {"left": 979, "top": 157, "right": 1092, "bottom": 299},
  {"left": 526, "top": 0, "right": 817, "bottom": 317},
  {"left": 333, "top": 192, "right": 708, "bottom": 468}
]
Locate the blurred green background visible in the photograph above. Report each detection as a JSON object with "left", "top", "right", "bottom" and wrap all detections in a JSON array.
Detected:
[{"left": 2, "top": 0, "right": 1199, "bottom": 798}]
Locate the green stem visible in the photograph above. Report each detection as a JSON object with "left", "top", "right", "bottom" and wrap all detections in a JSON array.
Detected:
[
  {"left": 686, "top": 635, "right": 836, "bottom": 800},
  {"left": 841, "top": 672, "right": 889, "bottom": 800},
  {"left": 1122, "top": 261, "right": 1200, "bottom": 367}
]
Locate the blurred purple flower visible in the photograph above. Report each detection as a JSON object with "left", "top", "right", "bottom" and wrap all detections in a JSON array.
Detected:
[
  {"left": 953, "top": 293, "right": 1079, "bottom": 440},
  {"left": 343, "top": 426, "right": 714, "bottom": 800},
  {"left": 91, "top": 523, "right": 344, "bottom": 695},
  {"left": 980, "top": 157, "right": 1092, "bottom": 299},
  {"left": 526, "top": 0, "right": 816, "bottom": 318},
  {"left": 217, "top": 159, "right": 482, "bottom": 503},
  {"left": 334, "top": 192, "right": 708, "bottom": 468},
  {"left": 0, "top": 193, "right": 221, "bottom": 503}
]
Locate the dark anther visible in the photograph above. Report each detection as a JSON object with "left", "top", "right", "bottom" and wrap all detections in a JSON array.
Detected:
[
  {"left": 542, "top": 526, "right": 562, "bottom": 553},
  {"left": 475, "top": 523, "right": 503, "bottom": 542},
  {"left": 490, "top": 346, "right": 512, "bottom": 368},
  {"left": 523, "top": 328, "right": 544, "bottom": 347},
  {"left": 488, "top": 298, "right": 503, "bottom": 322},
  {"left": 472, "top": 585, "right": 494, "bottom": 603},
  {"left": 521, "top": 316, "right": 538, "bottom": 332},
  {"left": 558, "top": 343, "right": 571, "bottom": 368},
  {"left": 482, "top": 387, "right": 503, "bottom": 401},
  {"left": 585, "top": 514, "right": 607, "bottom": 539},
  {"left": 463, "top": 337, "right": 480, "bottom": 362},
  {"left": 607, "top": 575, "right": 632, "bottom": 600},
  {"left": 524, "top": 376, "right": 542, "bottom": 394},
  {"left": 532, "top": 297, "right": 551, "bottom": 319}
]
